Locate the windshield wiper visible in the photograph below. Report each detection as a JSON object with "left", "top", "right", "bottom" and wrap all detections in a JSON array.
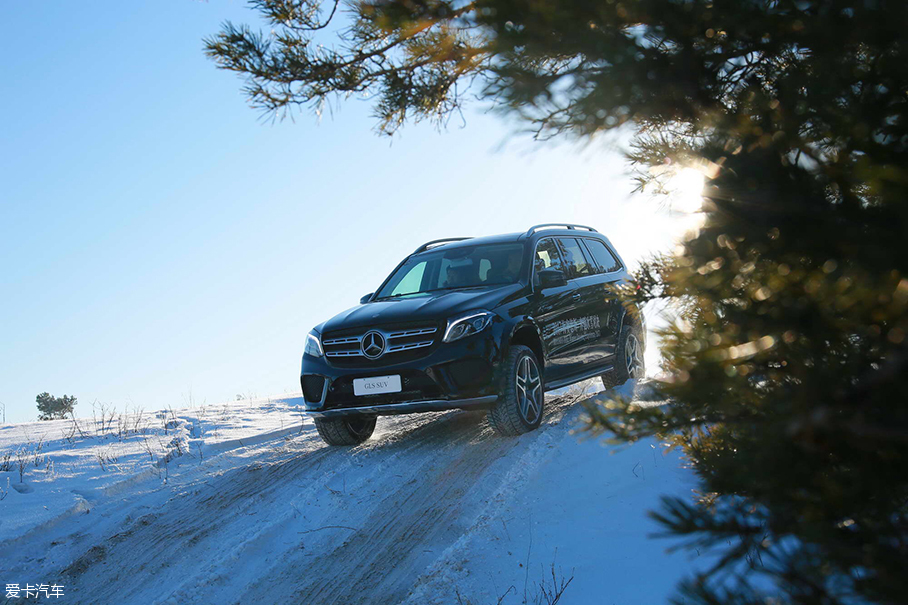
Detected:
[
  {"left": 422, "top": 285, "right": 488, "bottom": 294},
  {"left": 374, "top": 285, "right": 489, "bottom": 301},
  {"left": 374, "top": 292, "right": 418, "bottom": 301}
]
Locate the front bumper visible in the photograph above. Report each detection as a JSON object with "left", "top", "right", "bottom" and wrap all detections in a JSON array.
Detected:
[
  {"left": 300, "top": 322, "right": 508, "bottom": 416},
  {"left": 304, "top": 395, "right": 498, "bottom": 418}
]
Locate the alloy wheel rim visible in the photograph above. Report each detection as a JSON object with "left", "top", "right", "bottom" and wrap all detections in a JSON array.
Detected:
[
  {"left": 625, "top": 333, "right": 644, "bottom": 378},
  {"left": 516, "top": 355, "right": 543, "bottom": 424}
]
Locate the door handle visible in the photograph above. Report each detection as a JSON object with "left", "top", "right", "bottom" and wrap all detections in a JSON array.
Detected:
[{"left": 572, "top": 292, "right": 582, "bottom": 302}]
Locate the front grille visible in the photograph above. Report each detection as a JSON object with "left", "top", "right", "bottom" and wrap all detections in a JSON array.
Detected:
[
  {"left": 325, "top": 371, "right": 442, "bottom": 408},
  {"left": 301, "top": 375, "right": 326, "bottom": 403},
  {"left": 322, "top": 323, "right": 441, "bottom": 366}
]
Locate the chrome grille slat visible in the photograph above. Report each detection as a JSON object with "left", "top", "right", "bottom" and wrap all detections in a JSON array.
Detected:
[
  {"left": 322, "top": 325, "right": 437, "bottom": 360},
  {"left": 387, "top": 341, "right": 433, "bottom": 353},
  {"left": 322, "top": 336, "right": 362, "bottom": 346},
  {"left": 387, "top": 327, "right": 437, "bottom": 339}
]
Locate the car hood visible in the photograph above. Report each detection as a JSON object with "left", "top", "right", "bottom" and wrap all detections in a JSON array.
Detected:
[{"left": 318, "top": 284, "right": 523, "bottom": 334}]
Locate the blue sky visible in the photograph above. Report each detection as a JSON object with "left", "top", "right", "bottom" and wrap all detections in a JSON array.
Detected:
[{"left": 0, "top": 1, "right": 691, "bottom": 424}]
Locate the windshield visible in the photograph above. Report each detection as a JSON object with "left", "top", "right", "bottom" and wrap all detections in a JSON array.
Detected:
[{"left": 375, "top": 243, "right": 525, "bottom": 300}]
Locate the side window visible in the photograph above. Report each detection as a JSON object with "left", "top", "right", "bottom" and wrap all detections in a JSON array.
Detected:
[
  {"left": 478, "top": 258, "right": 491, "bottom": 281},
  {"left": 534, "top": 238, "right": 564, "bottom": 275},
  {"left": 533, "top": 239, "right": 565, "bottom": 287},
  {"left": 584, "top": 239, "right": 623, "bottom": 273},
  {"left": 557, "top": 238, "right": 594, "bottom": 279}
]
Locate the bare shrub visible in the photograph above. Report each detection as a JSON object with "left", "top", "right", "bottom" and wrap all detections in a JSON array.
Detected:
[
  {"left": 162, "top": 406, "right": 180, "bottom": 434},
  {"left": 65, "top": 411, "right": 88, "bottom": 442},
  {"left": 532, "top": 561, "right": 574, "bottom": 605},
  {"left": 98, "top": 402, "right": 117, "bottom": 436},
  {"left": 96, "top": 448, "right": 119, "bottom": 472},
  {"left": 131, "top": 406, "right": 145, "bottom": 435},
  {"left": 141, "top": 435, "right": 156, "bottom": 462},
  {"left": 113, "top": 406, "right": 148, "bottom": 440},
  {"left": 15, "top": 447, "right": 29, "bottom": 483}
]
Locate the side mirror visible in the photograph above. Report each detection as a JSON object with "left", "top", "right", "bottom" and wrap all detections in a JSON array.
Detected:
[
  {"left": 360, "top": 293, "right": 373, "bottom": 304},
  {"left": 537, "top": 268, "right": 567, "bottom": 289}
]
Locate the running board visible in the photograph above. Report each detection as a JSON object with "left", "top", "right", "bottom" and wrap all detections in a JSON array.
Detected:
[{"left": 545, "top": 365, "right": 613, "bottom": 391}]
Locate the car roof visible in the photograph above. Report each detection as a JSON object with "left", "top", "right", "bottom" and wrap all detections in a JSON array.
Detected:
[
  {"left": 415, "top": 228, "right": 608, "bottom": 254},
  {"left": 411, "top": 232, "right": 523, "bottom": 256},
  {"left": 446, "top": 232, "right": 524, "bottom": 247}
]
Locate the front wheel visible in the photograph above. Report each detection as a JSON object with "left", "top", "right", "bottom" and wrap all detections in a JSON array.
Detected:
[
  {"left": 314, "top": 416, "right": 376, "bottom": 446},
  {"left": 601, "top": 324, "right": 645, "bottom": 389},
  {"left": 488, "top": 345, "right": 545, "bottom": 436}
]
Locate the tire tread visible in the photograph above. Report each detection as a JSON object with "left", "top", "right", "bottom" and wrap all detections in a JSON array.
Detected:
[
  {"left": 601, "top": 324, "right": 644, "bottom": 390},
  {"left": 314, "top": 417, "right": 376, "bottom": 446},
  {"left": 488, "top": 345, "right": 543, "bottom": 436}
]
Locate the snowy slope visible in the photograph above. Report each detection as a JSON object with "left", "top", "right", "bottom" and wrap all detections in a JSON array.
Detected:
[
  {"left": 0, "top": 381, "right": 708, "bottom": 604},
  {"left": 0, "top": 396, "right": 303, "bottom": 544}
]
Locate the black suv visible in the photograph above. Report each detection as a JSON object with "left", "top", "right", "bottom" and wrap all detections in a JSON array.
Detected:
[{"left": 301, "top": 224, "right": 645, "bottom": 446}]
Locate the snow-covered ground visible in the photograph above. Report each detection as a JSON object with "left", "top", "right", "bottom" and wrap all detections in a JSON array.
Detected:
[
  {"left": 0, "top": 396, "right": 304, "bottom": 544},
  {"left": 0, "top": 381, "right": 709, "bottom": 604}
]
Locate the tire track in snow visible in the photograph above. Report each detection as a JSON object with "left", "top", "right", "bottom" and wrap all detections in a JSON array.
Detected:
[
  {"left": 256, "top": 420, "right": 523, "bottom": 604},
  {"left": 237, "top": 396, "right": 582, "bottom": 605},
  {"left": 48, "top": 414, "right": 457, "bottom": 604}
]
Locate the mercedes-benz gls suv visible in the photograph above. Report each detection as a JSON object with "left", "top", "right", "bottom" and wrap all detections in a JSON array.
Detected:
[{"left": 301, "top": 224, "right": 645, "bottom": 446}]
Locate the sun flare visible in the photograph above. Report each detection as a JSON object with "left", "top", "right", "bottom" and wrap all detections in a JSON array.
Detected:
[{"left": 667, "top": 167, "right": 706, "bottom": 214}]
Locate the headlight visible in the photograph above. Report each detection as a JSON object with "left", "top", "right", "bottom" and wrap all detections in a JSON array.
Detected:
[
  {"left": 443, "top": 311, "right": 494, "bottom": 343},
  {"left": 304, "top": 331, "right": 323, "bottom": 358}
]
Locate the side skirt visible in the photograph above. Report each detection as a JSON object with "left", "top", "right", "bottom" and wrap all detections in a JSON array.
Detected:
[{"left": 544, "top": 364, "right": 614, "bottom": 391}]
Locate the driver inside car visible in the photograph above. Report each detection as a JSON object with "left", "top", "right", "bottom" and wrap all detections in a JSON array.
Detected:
[
  {"left": 442, "top": 263, "right": 475, "bottom": 289},
  {"left": 486, "top": 251, "right": 523, "bottom": 284}
]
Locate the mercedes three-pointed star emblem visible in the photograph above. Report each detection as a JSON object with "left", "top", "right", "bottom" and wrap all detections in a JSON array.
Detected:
[{"left": 361, "top": 330, "right": 386, "bottom": 359}]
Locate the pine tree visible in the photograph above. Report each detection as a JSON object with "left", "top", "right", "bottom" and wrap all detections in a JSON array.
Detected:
[
  {"left": 36, "top": 392, "right": 77, "bottom": 421},
  {"left": 206, "top": 2, "right": 908, "bottom": 602}
]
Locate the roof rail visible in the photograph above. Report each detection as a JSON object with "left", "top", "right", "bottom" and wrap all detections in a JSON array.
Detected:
[
  {"left": 412, "top": 237, "right": 473, "bottom": 255},
  {"left": 526, "top": 223, "right": 598, "bottom": 236}
]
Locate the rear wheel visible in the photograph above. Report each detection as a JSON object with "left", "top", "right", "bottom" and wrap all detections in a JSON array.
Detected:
[
  {"left": 601, "top": 324, "right": 645, "bottom": 389},
  {"left": 488, "top": 345, "right": 545, "bottom": 436},
  {"left": 314, "top": 416, "right": 376, "bottom": 446}
]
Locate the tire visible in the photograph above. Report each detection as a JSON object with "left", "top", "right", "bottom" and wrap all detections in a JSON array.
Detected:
[
  {"left": 314, "top": 416, "right": 376, "bottom": 446},
  {"left": 601, "top": 324, "right": 645, "bottom": 390},
  {"left": 488, "top": 345, "right": 545, "bottom": 436}
]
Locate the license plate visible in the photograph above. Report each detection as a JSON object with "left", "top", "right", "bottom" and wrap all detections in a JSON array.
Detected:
[{"left": 353, "top": 375, "right": 402, "bottom": 396}]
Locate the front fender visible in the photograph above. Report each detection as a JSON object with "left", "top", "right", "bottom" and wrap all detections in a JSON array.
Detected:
[{"left": 501, "top": 317, "right": 546, "bottom": 364}]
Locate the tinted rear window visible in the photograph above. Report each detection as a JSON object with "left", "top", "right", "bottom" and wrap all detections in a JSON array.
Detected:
[
  {"left": 584, "top": 239, "right": 622, "bottom": 273},
  {"left": 557, "top": 238, "right": 594, "bottom": 278}
]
